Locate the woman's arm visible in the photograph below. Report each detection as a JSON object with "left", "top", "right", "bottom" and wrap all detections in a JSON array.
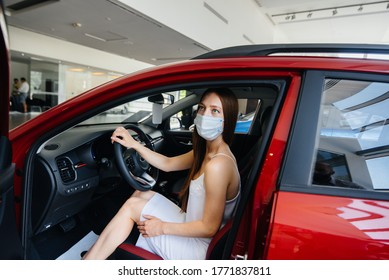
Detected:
[
  {"left": 111, "top": 126, "right": 193, "bottom": 172},
  {"left": 139, "top": 157, "right": 233, "bottom": 238}
]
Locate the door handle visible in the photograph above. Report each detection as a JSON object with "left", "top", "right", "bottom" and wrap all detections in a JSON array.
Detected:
[
  {"left": 179, "top": 141, "right": 192, "bottom": 146},
  {"left": 234, "top": 253, "right": 248, "bottom": 260}
]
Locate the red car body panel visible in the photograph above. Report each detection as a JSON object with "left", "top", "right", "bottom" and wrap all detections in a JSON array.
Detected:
[{"left": 266, "top": 192, "right": 389, "bottom": 259}]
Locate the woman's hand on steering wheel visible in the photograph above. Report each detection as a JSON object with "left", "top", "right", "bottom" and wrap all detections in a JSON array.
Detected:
[
  {"left": 113, "top": 125, "right": 158, "bottom": 191},
  {"left": 111, "top": 126, "right": 138, "bottom": 149}
]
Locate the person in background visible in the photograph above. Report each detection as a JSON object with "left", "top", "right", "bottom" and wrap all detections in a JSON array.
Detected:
[
  {"left": 18, "top": 77, "right": 30, "bottom": 113},
  {"left": 10, "top": 78, "right": 20, "bottom": 111},
  {"left": 12, "top": 78, "right": 20, "bottom": 94}
]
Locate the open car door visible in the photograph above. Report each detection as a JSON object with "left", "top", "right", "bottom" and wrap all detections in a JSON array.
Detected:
[{"left": 0, "top": 1, "right": 23, "bottom": 259}]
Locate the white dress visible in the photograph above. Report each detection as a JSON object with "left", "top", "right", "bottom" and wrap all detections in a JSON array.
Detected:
[{"left": 135, "top": 154, "right": 240, "bottom": 260}]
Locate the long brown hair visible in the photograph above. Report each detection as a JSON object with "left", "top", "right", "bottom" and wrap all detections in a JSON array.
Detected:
[{"left": 178, "top": 88, "right": 238, "bottom": 211}]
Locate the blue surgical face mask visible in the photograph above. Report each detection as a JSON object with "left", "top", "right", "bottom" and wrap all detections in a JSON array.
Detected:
[{"left": 194, "top": 114, "right": 224, "bottom": 141}]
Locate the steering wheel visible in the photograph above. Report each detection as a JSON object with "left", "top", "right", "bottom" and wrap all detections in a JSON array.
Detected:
[{"left": 113, "top": 125, "right": 158, "bottom": 191}]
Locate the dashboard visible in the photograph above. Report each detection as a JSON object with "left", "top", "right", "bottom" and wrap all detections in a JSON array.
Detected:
[{"left": 31, "top": 123, "right": 163, "bottom": 234}]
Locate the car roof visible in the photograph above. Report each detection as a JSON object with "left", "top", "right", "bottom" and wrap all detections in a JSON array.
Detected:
[{"left": 193, "top": 43, "right": 389, "bottom": 60}]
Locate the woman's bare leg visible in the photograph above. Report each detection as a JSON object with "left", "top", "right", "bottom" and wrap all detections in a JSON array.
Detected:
[{"left": 83, "top": 190, "right": 156, "bottom": 260}]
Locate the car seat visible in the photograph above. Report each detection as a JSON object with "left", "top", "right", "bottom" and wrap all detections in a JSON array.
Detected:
[{"left": 114, "top": 219, "right": 233, "bottom": 260}]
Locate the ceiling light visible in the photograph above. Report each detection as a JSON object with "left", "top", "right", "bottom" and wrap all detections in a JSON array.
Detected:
[
  {"left": 92, "top": 72, "right": 105, "bottom": 76},
  {"left": 254, "top": 0, "right": 262, "bottom": 7},
  {"left": 68, "top": 68, "right": 85, "bottom": 72},
  {"left": 84, "top": 33, "right": 106, "bottom": 42},
  {"left": 31, "top": 57, "right": 43, "bottom": 61},
  {"left": 272, "top": 2, "right": 389, "bottom": 24}
]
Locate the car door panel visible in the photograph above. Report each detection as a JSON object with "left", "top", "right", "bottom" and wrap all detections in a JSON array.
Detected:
[
  {"left": 269, "top": 71, "right": 389, "bottom": 259},
  {"left": 266, "top": 192, "right": 389, "bottom": 259},
  {"left": 163, "top": 130, "right": 193, "bottom": 156},
  {"left": 157, "top": 130, "right": 192, "bottom": 195},
  {"left": 0, "top": 137, "right": 22, "bottom": 259}
]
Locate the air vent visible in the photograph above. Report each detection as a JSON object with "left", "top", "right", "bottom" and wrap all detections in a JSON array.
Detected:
[
  {"left": 56, "top": 157, "right": 76, "bottom": 183},
  {"left": 107, "top": 0, "right": 163, "bottom": 28},
  {"left": 203, "top": 2, "right": 228, "bottom": 24},
  {"left": 243, "top": 34, "right": 255, "bottom": 44}
]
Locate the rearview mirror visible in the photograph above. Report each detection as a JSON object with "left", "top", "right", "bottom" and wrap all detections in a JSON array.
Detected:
[
  {"left": 148, "top": 93, "right": 175, "bottom": 124},
  {"left": 148, "top": 93, "right": 174, "bottom": 105},
  {"left": 148, "top": 94, "right": 164, "bottom": 104}
]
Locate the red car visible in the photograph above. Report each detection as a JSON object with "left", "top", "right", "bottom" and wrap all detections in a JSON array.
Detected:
[{"left": 1, "top": 7, "right": 389, "bottom": 260}]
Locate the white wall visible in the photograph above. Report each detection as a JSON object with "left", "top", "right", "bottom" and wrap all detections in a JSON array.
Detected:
[{"left": 10, "top": 60, "right": 29, "bottom": 80}]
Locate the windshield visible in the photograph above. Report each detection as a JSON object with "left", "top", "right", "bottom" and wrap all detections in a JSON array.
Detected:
[{"left": 80, "top": 92, "right": 184, "bottom": 125}]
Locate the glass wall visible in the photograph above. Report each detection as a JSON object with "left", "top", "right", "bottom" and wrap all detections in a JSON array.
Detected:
[
  {"left": 59, "top": 64, "right": 122, "bottom": 103},
  {"left": 9, "top": 54, "right": 123, "bottom": 129}
]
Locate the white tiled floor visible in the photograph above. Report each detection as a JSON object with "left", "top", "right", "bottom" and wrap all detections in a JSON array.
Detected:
[
  {"left": 9, "top": 111, "right": 40, "bottom": 130},
  {"left": 56, "top": 231, "right": 99, "bottom": 260}
]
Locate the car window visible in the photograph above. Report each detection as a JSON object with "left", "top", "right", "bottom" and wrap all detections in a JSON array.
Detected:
[
  {"left": 236, "top": 99, "right": 261, "bottom": 134},
  {"left": 312, "top": 78, "right": 389, "bottom": 191}
]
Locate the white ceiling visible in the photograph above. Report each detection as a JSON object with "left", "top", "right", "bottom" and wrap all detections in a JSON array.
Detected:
[
  {"left": 4, "top": 0, "right": 389, "bottom": 65},
  {"left": 259, "top": 0, "right": 389, "bottom": 43},
  {"left": 4, "top": 0, "right": 211, "bottom": 65}
]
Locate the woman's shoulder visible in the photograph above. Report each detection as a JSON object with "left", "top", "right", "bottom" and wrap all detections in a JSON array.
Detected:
[
  {"left": 206, "top": 152, "right": 237, "bottom": 173},
  {"left": 204, "top": 152, "right": 240, "bottom": 199},
  {"left": 211, "top": 152, "right": 236, "bottom": 163}
]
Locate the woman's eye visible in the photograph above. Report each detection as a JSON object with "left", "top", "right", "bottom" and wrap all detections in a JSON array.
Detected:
[{"left": 212, "top": 109, "right": 220, "bottom": 114}]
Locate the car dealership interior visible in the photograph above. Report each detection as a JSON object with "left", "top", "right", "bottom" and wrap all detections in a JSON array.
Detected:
[
  {"left": 4, "top": 0, "right": 389, "bottom": 128},
  {"left": 3, "top": 0, "right": 389, "bottom": 267}
]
